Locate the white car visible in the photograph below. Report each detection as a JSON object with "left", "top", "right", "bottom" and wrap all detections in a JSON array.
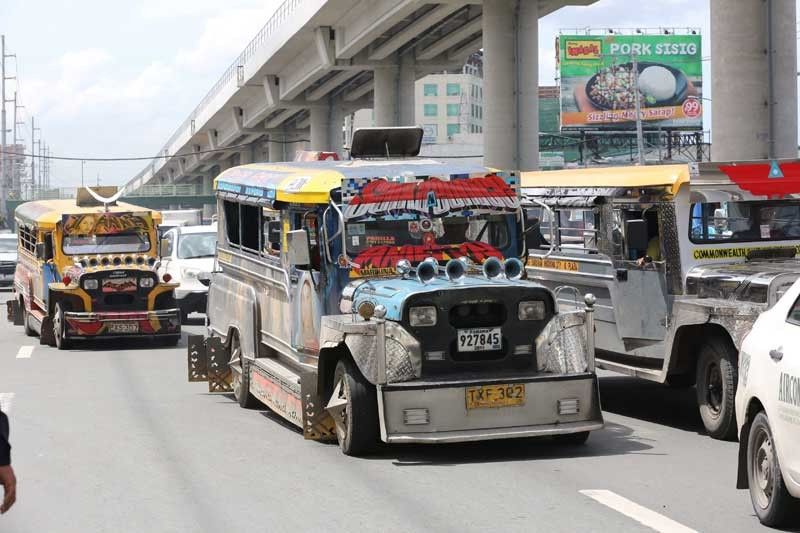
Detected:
[
  {"left": 158, "top": 225, "right": 217, "bottom": 321},
  {"left": 0, "top": 232, "right": 17, "bottom": 288},
  {"left": 736, "top": 277, "right": 800, "bottom": 527}
]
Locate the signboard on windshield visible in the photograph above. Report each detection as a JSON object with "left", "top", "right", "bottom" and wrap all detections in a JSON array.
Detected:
[{"left": 559, "top": 33, "right": 703, "bottom": 130}]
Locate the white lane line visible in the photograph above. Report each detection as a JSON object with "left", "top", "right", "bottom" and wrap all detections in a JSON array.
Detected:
[
  {"left": 0, "top": 393, "right": 15, "bottom": 414},
  {"left": 16, "top": 346, "right": 34, "bottom": 359},
  {"left": 580, "top": 490, "right": 698, "bottom": 533}
]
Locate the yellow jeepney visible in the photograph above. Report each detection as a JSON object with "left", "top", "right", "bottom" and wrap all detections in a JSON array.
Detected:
[{"left": 8, "top": 188, "right": 181, "bottom": 349}]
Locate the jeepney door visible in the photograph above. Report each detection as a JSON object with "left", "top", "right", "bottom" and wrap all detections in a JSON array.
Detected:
[{"left": 286, "top": 210, "right": 324, "bottom": 354}]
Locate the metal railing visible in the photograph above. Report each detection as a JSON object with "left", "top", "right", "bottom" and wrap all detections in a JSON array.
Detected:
[
  {"left": 125, "top": 0, "right": 307, "bottom": 195},
  {"left": 125, "top": 184, "right": 208, "bottom": 197}
]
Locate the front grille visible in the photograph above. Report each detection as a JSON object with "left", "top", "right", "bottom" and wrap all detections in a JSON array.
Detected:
[
  {"left": 104, "top": 294, "right": 134, "bottom": 306},
  {"left": 81, "top": 269, "right": 157, "bottom": 311},
  {"left": 448, "top": 302, "right": 506, "bottom": 328}
]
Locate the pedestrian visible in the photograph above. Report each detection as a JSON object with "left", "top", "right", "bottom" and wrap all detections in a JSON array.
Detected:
[{"left": 0, "top": 404, "right": 16, "bottom": 514}]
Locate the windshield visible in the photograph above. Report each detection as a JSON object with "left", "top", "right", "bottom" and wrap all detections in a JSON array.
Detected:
[
  {"left": 690, "top": 201, "right": 800, "bottom": 243},
  {"left": 0, "top": 238, "right": 16, "bottom": 253},
  {"left": 177, "top": 232, "right": 216, "bottom": 259},
  {"left": 62, "top": 232, "right": 151, "bottom": 255}
]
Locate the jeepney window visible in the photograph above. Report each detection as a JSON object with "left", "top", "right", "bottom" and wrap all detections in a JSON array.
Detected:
[
  {"left": 63, "top": 233, "right": 150, "bottom": 255},
  {"left": 690, "top": 200, "right": 800, "bottom": 244},
  {"left": 18, "top": 226, "right": 36, "bottom": 254},
  {"left": 240, "top": 204, "right": 261, "bottom": 253},
  {"left": 223, "top": 201, "right": 240, "bottom": 247}
]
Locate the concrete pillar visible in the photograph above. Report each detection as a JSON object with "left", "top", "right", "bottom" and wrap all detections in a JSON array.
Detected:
[
  {"left": 398, "top": 53, "right": 416, "bottom": 126},
  {"left": 202, "top": 174, "right": 213, "bottom": 195},
  {"left": 373, "top": 65, "right": 399, "bottom": 126},
  {"left": 711, "top": 0, "right": 797, "bottom": 160},
  {"left": 328, "top": 99, "right": 345, "bottom": 155},
  {"left": 310, "top": 103, "right": 332, "bottom": 151},
  {"left": 483, "top": 0, "right": 539, "bottom": 171},
  {"left": 239, "top": 147, "right": 253, "bottom": 165},
  {"left": 268, "top": 133, "right": 284, "bottom": 162}
]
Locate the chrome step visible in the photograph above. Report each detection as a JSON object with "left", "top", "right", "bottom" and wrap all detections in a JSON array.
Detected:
[{"left": 596, "top": 358, "right": 664, "bottom": 382}]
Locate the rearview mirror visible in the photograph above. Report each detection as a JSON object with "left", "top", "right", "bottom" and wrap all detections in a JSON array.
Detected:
[
  {"left": 624, "top": 219, "right": 649, "bottom": 253},
  {"left": 287, "top": 230, "right": 311, "bottom": 266}
]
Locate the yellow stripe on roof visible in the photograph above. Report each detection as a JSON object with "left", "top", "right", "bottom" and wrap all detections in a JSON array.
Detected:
[
  {"left": 521, "top": 164, "right": 691, "bottom": 196},
  {"left": 15, "top": 199, "right": 161, "bottom": 229}
]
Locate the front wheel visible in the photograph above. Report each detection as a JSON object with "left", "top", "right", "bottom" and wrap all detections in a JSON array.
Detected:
[
  {"left": 747, "top": 412, "right": 800, "bottom": 527},
  {"left": 229, "top": 333, "right": 257, "bottom": 408},
  {"left": 327, "top": 358, "right": 379, "bottom": 456},
  {"left": 53, "top": 302, "right": 70, "bottom": 350},
  {"left": 696, "top": 337, "right": 737, "bottom": 440}
]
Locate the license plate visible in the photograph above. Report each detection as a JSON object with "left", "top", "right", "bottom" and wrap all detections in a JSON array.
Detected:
[
  {"left": 457, "top": 327, "right": 502, "bottom": 352},
  {"left": 466, "top": 383, "right": 526, "bottom": 409},
  {"left": 526, "top": 256, "right": 579, "bottom": 272},
  {"left": 107, "top": 322, "right": 139, "bottom": 334}
]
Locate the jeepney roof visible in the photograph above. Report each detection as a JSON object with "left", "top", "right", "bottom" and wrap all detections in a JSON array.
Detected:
[
  {"left": 214, "top": 160, "right": 492, "bottom": 207},
  {"left": 521, "top": 164, "right": 691, "bottom": 197},
  {"left": 14, "top": 199, "right": 162, "bottom": 230}
]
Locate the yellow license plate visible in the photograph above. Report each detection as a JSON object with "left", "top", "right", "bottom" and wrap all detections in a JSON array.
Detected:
[
  {"left": 526, "top": 257, "right": 579, "bottom": 272},
  {"left": 466, "top": 383, "right": 526, "bottom": 409}
]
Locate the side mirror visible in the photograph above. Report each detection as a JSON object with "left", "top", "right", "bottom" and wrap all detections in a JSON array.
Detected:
[
  {"left": 287, "top": 230, "right": 311, "bottom": 266},
  {"left": 197, "top": 272, "right": 212, "bottom": 287},
  {"left": 266, "top": 221, "right": 282, "bottom": 245},
  {"left": 624, "top": 219, "right": 649, "bottom": 253}
]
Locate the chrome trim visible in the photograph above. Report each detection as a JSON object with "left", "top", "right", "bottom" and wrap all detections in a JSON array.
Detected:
[
  {"left": 384, "top": 420, "right": 604, "bottom": 444},
  {"left": 219, "top": 247, "right": 290, "bottom": 298}
]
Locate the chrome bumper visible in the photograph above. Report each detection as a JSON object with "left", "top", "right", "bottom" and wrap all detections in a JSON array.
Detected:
[
  {"left": 378, "top": 373, "right": 603, "bottom": 444},
  {"left": 63, "top": 308, "right": 181, "bottom": 338}
]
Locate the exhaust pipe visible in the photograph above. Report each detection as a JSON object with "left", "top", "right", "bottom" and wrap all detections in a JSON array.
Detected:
[
  {"left": 482, "top": 257, "right": 503, "bottom": 280},
  {"left": 445, "top": 258, "right": 467, "bottom": 282},
  {"left": 503, "top": 258, "right": 524, "bottom": 280},
  {"left": 416, "top": 257, "right": 438, "bottom": 284}
]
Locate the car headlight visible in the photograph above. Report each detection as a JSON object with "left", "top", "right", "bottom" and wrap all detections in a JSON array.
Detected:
[
  {"left": 83, "top": 279, "right": 98, "bottom": 290},
  {"left": 518, "top": 301, "right": 546, "bottom": 321},
  {"left": 139, "top": 277, "right": 155, "bottom": 288},
  {"left": 409, "top": 306, "right": 437, "bottom": 327},
  {"left": 181, "top": 267, "right": 200, "bottom": 280}
]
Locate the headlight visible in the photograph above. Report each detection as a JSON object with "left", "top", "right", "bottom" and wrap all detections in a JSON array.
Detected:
[
  {"left": 139, "top": 277, "right": 155, "bottom": 288},
  {"left": 518, "top": 301, "right": 546, "bottom": 321},
  {"left": 409, "top": 306, "right": 437, "bottom": 327},
  {"left": 83, "top": 279, "right": 98, "bottom": 290},
  {"left": 181, "top": 267, "right": 201, "bottom": 280}
]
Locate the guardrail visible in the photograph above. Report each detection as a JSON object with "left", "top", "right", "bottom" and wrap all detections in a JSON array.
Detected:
[
  {"left": 125, "top": 184, "right": 206, "bottom": 197},
  {"left": 124, "top": 0, "right": 306, "bottom": 195}
]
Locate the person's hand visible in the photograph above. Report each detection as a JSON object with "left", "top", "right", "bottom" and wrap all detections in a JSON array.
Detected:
[
  {"left": 0, "top": 464, "right": 16, "bottom": 513},
  {"left": 636, "top": 256, "right": 651, "bottom": 267}
]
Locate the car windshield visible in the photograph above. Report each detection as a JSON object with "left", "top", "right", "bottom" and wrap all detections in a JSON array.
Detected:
[
  {"left": 346, "top": 214, "right": 512, "bottom": 265},
  {"left": 62, "top": 232, "right": 151, "bottom": 255},
  {"left": 0, "top": 238, "right": 16, "bottom": 253},
  {"left": 177, "top": 232, "right": 216, "bottom": 259},
  {"left": 690, "top": 201, "right": 800, "bottom": 243}
]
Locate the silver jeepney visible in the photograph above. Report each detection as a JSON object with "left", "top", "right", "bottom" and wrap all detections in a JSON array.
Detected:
[
  {"left": 188, "top": 128, "right": 603, "bottom": 455},
  {"left": 522, "top": 160, "right": 800, "bottom": 440}
]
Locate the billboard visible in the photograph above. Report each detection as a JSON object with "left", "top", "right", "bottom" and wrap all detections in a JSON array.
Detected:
[{"left": 559, "top": 34, "right": 703, "bottom": 130}]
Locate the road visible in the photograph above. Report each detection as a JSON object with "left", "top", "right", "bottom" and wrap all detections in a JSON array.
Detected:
[{"left": 0, "top": 294, "right": 768, "bottom": 533}]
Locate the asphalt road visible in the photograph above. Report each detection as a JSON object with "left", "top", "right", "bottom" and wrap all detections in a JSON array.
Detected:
[{"left": 0, "top": 293, "right": 773, "bottom": 533}]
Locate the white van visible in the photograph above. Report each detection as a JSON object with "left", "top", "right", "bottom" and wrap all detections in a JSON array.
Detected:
[{"left": 158, "top": 225, "right": 216, "bottom": 320}]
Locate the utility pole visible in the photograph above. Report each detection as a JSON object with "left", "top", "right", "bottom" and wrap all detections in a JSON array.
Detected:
[
  {"left": 31, "top": 116, "right": 39, "bottom": 199},
  {"left": 631, "top": 52, "right": 646, "bottom": 165},
  {"left": 0, "top": 35, "right": 14, "bottom": 216}
]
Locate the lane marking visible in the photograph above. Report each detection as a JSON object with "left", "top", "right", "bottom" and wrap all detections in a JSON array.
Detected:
[
  {"left": 580, "top": 490, "right": 698, "bottom": 533},
  {"left": 16, "top": 346, "right": 34, "bottom": 359},
  {"left": 0, "top": 393, "right": 15, "bottom": 414}
]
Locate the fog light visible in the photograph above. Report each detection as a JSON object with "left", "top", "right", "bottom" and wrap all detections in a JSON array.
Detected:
[
  {"left": 139, "top": 277, "right": 154, "bottom": 288},
  {"left": 425, "top": 350, "right": 445, "bottom": 360},
  {"left": 403, "top": 408, "right": 430, "bottom": 425},
  {"left": 558, "top": 398, "right": 580, "bottom": 415},
  {"left": 519, "top": 301, "right": 546, "bottom": 321},
  {"left": 513, "top": 344, "right": 533, "bottom": 355}
]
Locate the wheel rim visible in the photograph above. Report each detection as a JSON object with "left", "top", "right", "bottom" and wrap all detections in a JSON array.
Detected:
[
  {"left": 751, "top": 425, "right": 775, "bottom": 510},
  {"left": 326, "top": 375, "right": 349, "bottom": 444},
  {"left": 704, "top": 361, "right": 723, "bottom": 416},
  {"left": 229, "top": 338, "right": 242, "bottom": 399}
]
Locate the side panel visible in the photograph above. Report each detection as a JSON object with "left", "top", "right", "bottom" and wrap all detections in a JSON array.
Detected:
[{"left": 207, "top": 257, "right": 259, "bottom": 359}]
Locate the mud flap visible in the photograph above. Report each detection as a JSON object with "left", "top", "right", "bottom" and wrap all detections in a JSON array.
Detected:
[
  {"left": 6, "top": 300, "right": 22, "bottom": 326},
  {"left": 40, "top": 316, "right": 55, "bottom": 346},
  {"left": 205, "top": 336, "right": 232, "bottom": 393},
  {"left": 300, "top": 371, "right": 337, "bottom": 441},
  {"left": 187, "top": 335, "right": 208, "bottom": 382}
]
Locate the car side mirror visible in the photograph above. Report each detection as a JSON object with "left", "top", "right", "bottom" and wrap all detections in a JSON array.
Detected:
[
  {"left": 624, "top": 219, "right": 649, "bottom": 253},
  {"left": 287, "top": 230, "right": 311, "bottom": 266},
  {"left": 198, "top": 272, "right": 212, "bottom": 287}
]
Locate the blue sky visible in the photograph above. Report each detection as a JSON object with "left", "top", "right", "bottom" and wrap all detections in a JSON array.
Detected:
[{"left": 0, "top": 0, "right": 793, "bottom": 187}]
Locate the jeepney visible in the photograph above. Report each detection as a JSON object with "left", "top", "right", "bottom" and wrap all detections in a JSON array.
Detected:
[
  {"left": 522, "top": 160, "right": 800, "bottom": 440},
  {"left": 188, "top": 127, "right": 603, "bottom": 456},
  {"left": 7, "top": 188, "right": 181, "bottom": 349}
]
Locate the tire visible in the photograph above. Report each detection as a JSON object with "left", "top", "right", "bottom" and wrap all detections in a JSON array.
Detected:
[
  {"left": 555, "top": 431, "right": 590, "bottom": 445},
  {"left": 328, "top": 358, "right": 379, "bottom": 456},
  {"left": 747, "top": 411, "right": 800, "bottom": 527},
  {"left": 696, "top": 336, "right": 737, "bottom": 440},
  {"left": 229, "top": 332, "right": 257, "bottom": 408},
  {"left": 21, "top": 299, "right": 35, "bottom": 337},
  {"left": 52, "top": 302, "right": 70, "bottom": 350}
]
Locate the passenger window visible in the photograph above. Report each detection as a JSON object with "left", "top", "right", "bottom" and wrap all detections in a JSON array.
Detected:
[
  {"left": 788, "top": 295, "right": 800, "bottom": 326},
  {"left": 240, "top": 204, "right": 261, "bottom": 253},
  {"left": 223, "top": 201, "right": 240, "bottom": 247}
]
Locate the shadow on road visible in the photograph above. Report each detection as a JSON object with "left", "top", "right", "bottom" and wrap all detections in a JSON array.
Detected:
[{"left": 598, "top": 376, "right": 706, "bottom": 436}]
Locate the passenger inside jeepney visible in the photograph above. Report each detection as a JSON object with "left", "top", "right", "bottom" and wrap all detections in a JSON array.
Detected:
[{"left": 633, "top": 209, "right": 661, "bottom": 266}]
